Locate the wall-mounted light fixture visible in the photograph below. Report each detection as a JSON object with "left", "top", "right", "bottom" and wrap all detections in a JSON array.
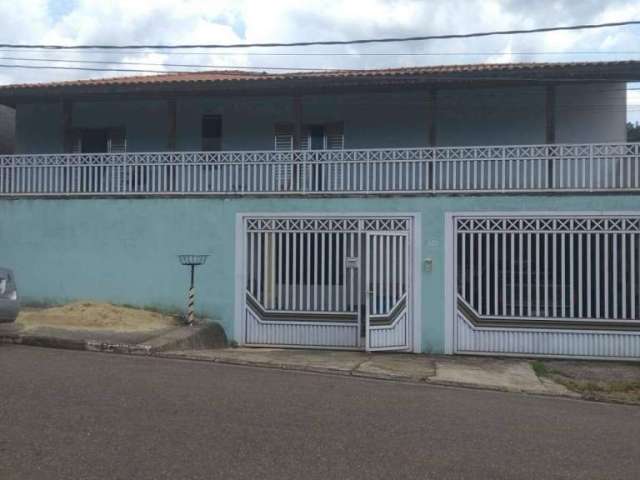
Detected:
[{"left": 424, "top": 257, "right": 433, "bottom": 272}]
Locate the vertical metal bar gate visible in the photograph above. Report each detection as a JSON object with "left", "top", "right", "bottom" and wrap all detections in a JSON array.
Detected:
[
  {"left": 365, "top": 231, "right": 410, "bottom": 350},
  {"left": 243, "top": 216, "right": 412, "bottom": 350},
  {"left": 453, "top": 214, "right": 640, "bottom": 358}
]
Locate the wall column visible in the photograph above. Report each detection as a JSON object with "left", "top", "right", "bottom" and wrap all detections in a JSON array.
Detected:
[
  {"left": 292, "top": 96, "right": 303, "bottom": 149},
  {"left": 167, "top": 98, "right": 177, "bottom": 151},
  {"left": 545, "top": 85, "right": 556, "bottom": 144},
  {"left": 62, "top": 99, "right": 73, "bottom": 153},
  {"left": 427, "top": 88, "right": 438, "bottom": 147},
  {"left": 426, "top": 88, "right": 437, "bottom": 190},
  {"left": 545, "top": 85, "right": 557, "bottom": 186}
]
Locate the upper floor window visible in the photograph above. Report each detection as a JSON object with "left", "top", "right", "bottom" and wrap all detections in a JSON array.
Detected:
[
  {"left": 274, "top": 122, "right": 294, "bottom": 151},
  {"left": 202, "top": 115, "right": 222, "bottom": 151},
  {"left": 301, "top": 122, "right": 344, "bottom": 150},
  {"left": 273, "top": 122, "right": 344, "bottom": 151}
]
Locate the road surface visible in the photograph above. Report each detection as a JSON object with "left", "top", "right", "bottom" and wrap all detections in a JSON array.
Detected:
[{"left": 1, "top": 345, "right": 639, "bottom": 479}]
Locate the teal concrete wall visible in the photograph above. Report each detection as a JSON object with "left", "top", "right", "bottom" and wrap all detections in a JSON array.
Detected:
[
  {"left": 1, "top": 194, "right": 638, "bottom": 353},
  {"left": 13, "top": 82, "right": 627, "bottom": 154}
]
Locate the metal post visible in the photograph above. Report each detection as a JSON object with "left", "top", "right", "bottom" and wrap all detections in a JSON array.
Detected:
[
  {"left": 178, "top": 254, "right": 209, "bottom": 326},
  {"left": 188, "top": 265, "right": 195, "bottom": 325}
]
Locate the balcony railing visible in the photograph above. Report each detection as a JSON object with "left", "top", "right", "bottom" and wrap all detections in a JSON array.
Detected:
[{"left": 0, "top": 143, "right": 639, "bottom": 196}]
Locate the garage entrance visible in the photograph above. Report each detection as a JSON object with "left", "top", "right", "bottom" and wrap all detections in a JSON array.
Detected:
[
  {"left": 450, "top": 213, "right": 640, "bottom": 359},
  {"left": 240, "top": 215, "right": 414, "bottom": 350}
]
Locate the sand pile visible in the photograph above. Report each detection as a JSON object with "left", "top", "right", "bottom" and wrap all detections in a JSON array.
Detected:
[{"left": 17, "top": 301, "right": 179, "bottom": 332}]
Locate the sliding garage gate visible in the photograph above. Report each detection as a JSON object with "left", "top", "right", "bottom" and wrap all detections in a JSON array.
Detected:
[
  {"left": 453, "top": 214, "right": 640, "bottom": 359},
  {"left": 242, "top": 216, "right": 413, "bottom": 350}
]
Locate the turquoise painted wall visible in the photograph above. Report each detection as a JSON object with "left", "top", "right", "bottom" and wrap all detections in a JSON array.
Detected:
[
  {"left": 1, "top": 194, "right": 638, "bottom": 353},
  {"left": 14, "top": 83, "right": 627, "bottom": 154}
]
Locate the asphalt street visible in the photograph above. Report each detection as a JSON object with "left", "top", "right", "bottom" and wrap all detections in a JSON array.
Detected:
[{"left": 1, "top": 345, "right": 639, "bottom": 480}]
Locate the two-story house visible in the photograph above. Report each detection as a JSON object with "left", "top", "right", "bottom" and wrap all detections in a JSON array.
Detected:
[{"left": 1, "top": 60, "right": 639, "bottom": 358}]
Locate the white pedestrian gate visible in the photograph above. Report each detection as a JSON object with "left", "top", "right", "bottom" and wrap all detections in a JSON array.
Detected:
[
  {"left": 241, "top": 216, "right": 413, "bottom": 350},
  {"left": 365, "top": 231, "right": 410, "bottom": 350},
  {"left": 451, "top": 214, "right": 640, "bottom": 359}
]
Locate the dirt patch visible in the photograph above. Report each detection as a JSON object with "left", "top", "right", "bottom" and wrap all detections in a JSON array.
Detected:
[
  {"left": 532, "top": 360, "right": 640, "bottom": 405},
  {"left": 17, "top": 301, "right": 180, "bottom": 332}
]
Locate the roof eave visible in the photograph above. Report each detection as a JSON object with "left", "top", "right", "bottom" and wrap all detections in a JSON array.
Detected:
[{"left": 2, "top": 62, "right": 640, "bottom": 105}]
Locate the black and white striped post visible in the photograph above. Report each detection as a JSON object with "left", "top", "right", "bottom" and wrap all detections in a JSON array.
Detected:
[{"left": 178, "top": 254, "right": 209, "bottom": 326}]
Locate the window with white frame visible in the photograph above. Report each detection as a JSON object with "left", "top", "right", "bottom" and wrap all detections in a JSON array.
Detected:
[{"left": 273, "top": 122, "right": 344, "bottom": 151}]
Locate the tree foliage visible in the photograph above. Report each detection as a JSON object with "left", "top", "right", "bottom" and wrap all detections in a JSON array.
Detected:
[{"left": 627, "top": 122, "right": 640, "bottom": 142}]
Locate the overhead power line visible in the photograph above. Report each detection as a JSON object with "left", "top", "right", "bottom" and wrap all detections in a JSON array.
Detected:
[
  {"left": 0, "top": 56, "right": 336, "bottom": 71},
  {"left": 2, "top": 53, "right": 640, "bottom": 73},
  {"left": 0, "top": 63, "right": 187, "bottom": 74},
  {"left": 2, "top": 48, "right": 640, "bottom": 57},
  {"left": 0, "top": 20, "right": 638, "bottom": 50}
]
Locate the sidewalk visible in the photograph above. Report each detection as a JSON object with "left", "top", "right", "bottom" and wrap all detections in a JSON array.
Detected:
[{"left": 159, "top": 347, "right": 577, "bottom": 398}]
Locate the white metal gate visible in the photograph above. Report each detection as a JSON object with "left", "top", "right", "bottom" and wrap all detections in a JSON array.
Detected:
[
  {"left": 243, "top": 216, "right": 412, "bottom": 350},
  {"left": 365, "top": 232, "right": 410, "bottom": 350},
  {"left": 452, "top": 214, "right": 640, "bottom": 359}
]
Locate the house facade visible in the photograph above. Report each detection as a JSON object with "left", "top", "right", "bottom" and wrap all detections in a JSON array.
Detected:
[{"left": 1, "top": 61, "right": 639, "bottom": 358}]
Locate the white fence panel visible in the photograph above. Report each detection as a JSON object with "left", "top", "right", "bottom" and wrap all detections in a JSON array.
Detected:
[{"left": 2, "top": 143, "right": 639, "bottom": 196}]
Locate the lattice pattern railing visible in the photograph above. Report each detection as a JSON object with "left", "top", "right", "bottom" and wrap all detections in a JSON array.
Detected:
[{"left": 1, "top": 143, "right": 639, "bottom": 195}]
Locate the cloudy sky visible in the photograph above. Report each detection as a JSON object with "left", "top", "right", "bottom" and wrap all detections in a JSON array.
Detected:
[{"left": 1, "top": 0, "right": 639, "bottom": 120}]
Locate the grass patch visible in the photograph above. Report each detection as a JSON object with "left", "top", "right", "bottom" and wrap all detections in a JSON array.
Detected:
[
  {"left": 561, "top": 379, "right": 640, "bottom": 395},
  {"left": 141, "top": 304, "right": 183, "bottom": 317},
  {"left": 536, "top": 365, "right": 640, "bottom": 404},
  {"left": 531, "top": 360, "right": 550, "bottom": 377},
  {"left": 555, "top": 378, "right": 640, "bottom": 404}
]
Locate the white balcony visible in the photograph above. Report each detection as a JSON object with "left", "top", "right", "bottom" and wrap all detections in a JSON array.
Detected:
[{"left": 1, "top": 143, "right": 639, "bottom": 196}]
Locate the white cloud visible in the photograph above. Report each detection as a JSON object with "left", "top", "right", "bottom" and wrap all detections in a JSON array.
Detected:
[
  {"left": 627, "top": 86, "right": 640, "bottom": 124},
  {"left": 0, "top": 0, "right": 639, "bottom": 120}
]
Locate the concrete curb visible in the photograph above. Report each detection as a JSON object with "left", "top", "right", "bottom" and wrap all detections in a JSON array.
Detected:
[
  {"left": 2, "top": 332, "right": 156, "bottom": 355},
  {"left": 0, "top": 322, "right": 226, "bottom": 356},
  {"left": 156, "top": 351, "right": 416, "bottom": 381},
  {"left": 154, "top": 351, "right": 583, "bottom": 400},
  {"left": 2, "top": 332, "right": 86, "bottom": 351}
]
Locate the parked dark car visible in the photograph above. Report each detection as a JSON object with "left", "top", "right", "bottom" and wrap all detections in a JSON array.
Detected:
[{"left": 0, "top": 268, "right": 19, "bottom": 322}]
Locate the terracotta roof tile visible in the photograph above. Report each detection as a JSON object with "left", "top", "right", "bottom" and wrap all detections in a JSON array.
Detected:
[{"left": 1, "top": 60, "right": 639, "bottom": 92}]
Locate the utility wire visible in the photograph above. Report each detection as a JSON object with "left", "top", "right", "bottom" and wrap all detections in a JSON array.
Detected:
[
  {"left": 0, "top": 56, "right": 337, "bottom": 71},
  {"left": 2, "top": 55, "right": 640, "bottom": 74},
  {"left": 0, "top": 63, "right": 192, "bottom": 74},
  {"left": 2, "top": 48, "right": 640, "bottom": 57},
  {"left": 0, "top": 20, "right": 638, "bottom": 50}
]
